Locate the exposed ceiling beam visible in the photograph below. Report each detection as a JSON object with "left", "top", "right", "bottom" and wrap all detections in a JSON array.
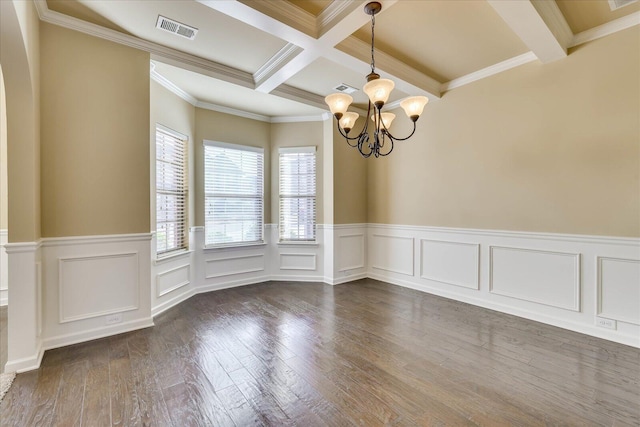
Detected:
[{"left": 487, "top": 0, "right": 572, "bottom": 63}]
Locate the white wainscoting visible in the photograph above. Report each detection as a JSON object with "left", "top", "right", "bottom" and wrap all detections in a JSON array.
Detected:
[
  {"left": 4, "top": 242, "right": 43, "bottom": 373},
  {"left": 11, "top": 223, "right": 639, "bottom": 373},
  {"left": 420, "top": 239, "right": 479, "bottom": 290},
  {"left": 156, "top": 263, "right": 190, "bottom": 298},
  {"left": 489, "top": 246, "right": 580, "bottom": 311},
  {"left": 370, "top": 234, "right": 414, "bottom": 276},
  {"left": 59, "top": 252, "right": 139, "bottom": 323},
  {"left": 367, "top": 224, "right": 640, "bottom": 348},
  {"left": 597, "top": 256, "right": 640, "bottom": 325},
  {"left": 151, "top": 230, "right": 196, "bottom": 317},
  {"left": 0, "top": 229, "right": 8, "bottom": 306},
  {"left": 40, "top": 234, "right": 153, "bottom": 351},
  {"left": 279, "top": 253, "right": 317, "bottom": 271},
  {"left": 206, "top": 254, "right": 265, "bottom": 279}
]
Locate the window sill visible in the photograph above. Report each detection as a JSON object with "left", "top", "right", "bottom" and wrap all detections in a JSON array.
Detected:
[
  {"left": 154, "top": 249, "right": 193, "bottom": 265},
  {"left": 204, "top": 241, "right": 267, "bottom": 251},
  {"left": 277, "top": 241, "right": 319, "bottom": 248}
]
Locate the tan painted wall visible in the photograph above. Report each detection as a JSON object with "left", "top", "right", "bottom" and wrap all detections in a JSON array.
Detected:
[
  {"left": 194, "top": 108, "right": 271, "bottom": 226},
  {"left": 368, "top": 27, "right": 640, "bottom": 237},
  {"left": 150, "top": 80, "right": 196, "bottom": 230},
  {"left": 333, "top": 120, "right": 368, "bottom": 224},
  {"left": 1, "top": 0, "right": 41, "bottom": 242},
  {"left": 40, "top": 23, "right": 150, "bottom": 237},
  {"left": 0, "top": 66, "right": 7, "bottom": 231},
  {"left": 270, "top": 121, "right": 324, "bottom": 225}
]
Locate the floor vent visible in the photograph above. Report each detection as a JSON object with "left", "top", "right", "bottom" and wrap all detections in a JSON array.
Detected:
[
  {"left": 608, "top": 0, "right": 638, "bottom": 10},
  {"left": 156, "top": 15, "right": 198, "bottom": 40}
]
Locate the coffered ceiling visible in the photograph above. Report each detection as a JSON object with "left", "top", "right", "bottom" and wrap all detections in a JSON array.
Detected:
[{"left": 41, "top": 0, "right": 640, "bottom": 119}]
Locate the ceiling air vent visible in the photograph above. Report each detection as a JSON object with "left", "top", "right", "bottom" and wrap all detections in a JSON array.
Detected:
[
  {"left": 608, "top": 0, "right": 638, "bottom": 10},
  {"left": 333, "top": 83, "right": 358, "bottom": 94},
  {"left": 156, "top": 15, "right": 198, "bottom": 40}
]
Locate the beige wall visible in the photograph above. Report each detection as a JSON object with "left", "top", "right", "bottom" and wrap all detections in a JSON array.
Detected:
[
  {"left": 368, "top": 26, "right": 640, "bottom": 238},
  {"left": 270, "top": 121, "right": 325, "bottom": 224},
  {"left": 194, "top": 108, "right": 271, "bottom": 226},
  {"left": 333, "top": 120, "right": 368, "bottom": 224},
  {"left": 40, "top": 23, "right": 150, "bottom": 237},
  {"left": 150, "top": 80, "right": 196, "bottom": 230},
  {"left": 1, "top": 0, "right": 41, "bottom": 242},
  {"left": 0, "top": 66, "right": 7, "bottom": 230}
]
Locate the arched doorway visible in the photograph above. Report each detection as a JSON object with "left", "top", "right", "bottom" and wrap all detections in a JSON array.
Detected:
[{"left": 0, "top": 0, "right": 42, "bottom": 373}]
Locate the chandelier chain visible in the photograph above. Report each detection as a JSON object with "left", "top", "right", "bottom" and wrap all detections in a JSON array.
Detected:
[{"left": 370, "top": 14, "right": 376, "bottom": 74}]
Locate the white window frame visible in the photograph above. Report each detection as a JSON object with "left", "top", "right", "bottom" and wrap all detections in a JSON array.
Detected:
[
  {"left": 155, "top": 124, "right": 188, "bottom": 257},
  {"left": 278, "top": 146, "right": 317, "bottom": 243},
  {"left": 204, "top": 140, "right": 265, "bottom": 248}
]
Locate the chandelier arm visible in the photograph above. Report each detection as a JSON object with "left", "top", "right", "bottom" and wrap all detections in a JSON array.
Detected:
[
  {"left": 384, "top": 120, "right": 417, "bottom": 141},
  {"left": 377, "top": 131, "right": 395, "bottom": 156},
  {"left": 357, "top": 132, "right": 373, "bottom": 158}
]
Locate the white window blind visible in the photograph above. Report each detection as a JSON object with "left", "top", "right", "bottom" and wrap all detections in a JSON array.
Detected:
[
  {"left": 279, "top": 147, "right": 316, "bottom": 241},
  {"left": 204, "top": 141, "right": 264, "bottom": 246},
  {"left": 156, "top": 126, "right": 188, "bottom": 255}
]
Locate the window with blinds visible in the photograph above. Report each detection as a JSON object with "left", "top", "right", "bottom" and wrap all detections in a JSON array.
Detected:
[
  {"left": 204, "top": 141, "right": 264, "bottom": 246},
  {"left": 279, "top": 147, "right": 317, "bottom": 242},
  {"left": 156, "top": 126, "right": 188, "bottom": 255}
]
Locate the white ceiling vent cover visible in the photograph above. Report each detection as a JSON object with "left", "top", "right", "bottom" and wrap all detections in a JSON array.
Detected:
[
  {"left": 156, "top": 16, "right": 198, "bottom": 40},
  {"left": 333, "top": 83, "right": 358, "bottom": 94},
  {"left": 608, "top": 0, "right": 638, "bottom": 10}
]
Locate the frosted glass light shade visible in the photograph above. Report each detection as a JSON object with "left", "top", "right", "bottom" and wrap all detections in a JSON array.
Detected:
[
  {"left": 363, "top": 78, "right": 394, "bottom": 107},
  {"left": 371, "top": 112, "right": 396, "bottom": 129},
  {"left": 339, "top": 112, "right": 359, "bottom": 132},
  {"left": 400, "top": 96, "right": 428, "bottom": 121},
  {"left": 325, "top": 93, "right": 353, "bottom": 118}
]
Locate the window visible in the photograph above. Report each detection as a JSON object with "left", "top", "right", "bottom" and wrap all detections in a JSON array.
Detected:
[
  {"left": 279, "top": 147, "right": 316, "bottom": 242},
  {"left": 156, "top": 126, "right": 188, "bottom": 255},
  {"left": 204, "top": 141, "right": 264, "bottom": 246}
]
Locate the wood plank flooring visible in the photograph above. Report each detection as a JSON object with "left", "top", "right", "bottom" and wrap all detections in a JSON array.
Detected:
[{"left": 1, "top": 279, "right": 639, "bottom": 426}]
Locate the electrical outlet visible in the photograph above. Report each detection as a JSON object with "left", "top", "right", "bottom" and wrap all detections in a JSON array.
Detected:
[
  {"left": 595, "top": 317, "right": 616, "bottom": 330},
  {"left": 105, "top": 313, "right": 123, "bottom": 325}
]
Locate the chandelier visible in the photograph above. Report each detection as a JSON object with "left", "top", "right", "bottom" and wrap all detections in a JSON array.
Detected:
[{"left": 325, "top": 2, "right": 428, "bottom": 158}]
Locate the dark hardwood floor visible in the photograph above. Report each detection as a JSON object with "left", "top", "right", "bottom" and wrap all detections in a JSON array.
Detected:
[{"left": 1, "top": 279, "right": 638, "bottom": 426}]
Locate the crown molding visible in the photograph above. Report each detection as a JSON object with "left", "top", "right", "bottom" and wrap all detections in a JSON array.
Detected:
[
  {"left": 570, "top": 11, "right": 640, "bottom": 47},
  {"left": 317, "top": 0, "right": 359, "bottom": 34},
  {"left": 441, "top": 52, "right": 538, "bottom": 93},
  {"left": 195, "top": 101, "right": 271, "bottom": 123},
  {"left": 271, "top": 84, "right": 332, "bottom": 110},
  {"left": 253, "top": 43, "right": 303, "bottom": 88},
  {"left": 36, "top": 1, "right": 255, "bottom": 89},
  {"left": 270, "top": 114, "right": 330, "bottom": 123},
  {"left": 150, "top": 66, "right": 198, "bottom": 106}
]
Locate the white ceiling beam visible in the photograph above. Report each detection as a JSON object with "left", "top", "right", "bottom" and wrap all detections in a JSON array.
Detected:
[
  {"left": 333, "top": 36, "right": 441, "bottom": 99},
  {"left": 198, "top": 0, "right": 441, "bottom": 99},
  {"left": 252, "top": 0, "right": 386, "bottom": 93},
  {"left": 487, "top": 0, "right": 572, "bottom": 63}
]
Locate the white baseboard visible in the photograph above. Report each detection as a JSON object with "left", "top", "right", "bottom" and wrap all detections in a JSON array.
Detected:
[
  {"left": 42, "top": 317, "right": 154, "bottom": 351},
  {"left": 325, "top": 272, "right": 367, "bottom": 285},
  {"left": 198, "top": 275, "right": 271, "bottom": 294},
  {"left": 152, "top": 287, "right": 195, "bottom": 317},
  {"left": 369, "top": 272, "right": 640, "bottom": 348},
  {"left": 4, "top": 341, "right": 44, "bottom": 374},
  {"left": 366, "top": 223, "right": 640, "bottom": 349}
]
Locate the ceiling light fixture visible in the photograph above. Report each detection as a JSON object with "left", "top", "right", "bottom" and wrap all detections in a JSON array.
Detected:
[{"left": 325, "top": 2, "right": 428, "bottom": 158}]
